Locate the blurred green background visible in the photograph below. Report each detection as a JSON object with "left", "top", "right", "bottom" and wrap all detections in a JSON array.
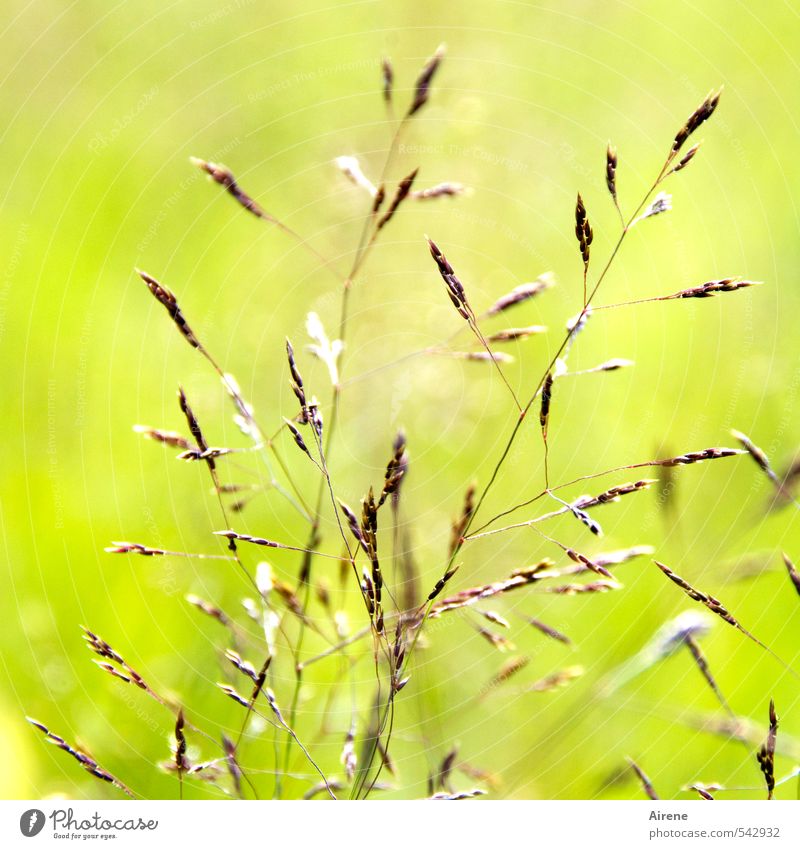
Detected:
[{"left": 3, "top": 0, "right": 799, "bottom": 801}]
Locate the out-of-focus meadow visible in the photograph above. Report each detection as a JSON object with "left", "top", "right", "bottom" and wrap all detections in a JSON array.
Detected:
[{"left": 3, "top": 0, "right": 800, "bottom": 800}]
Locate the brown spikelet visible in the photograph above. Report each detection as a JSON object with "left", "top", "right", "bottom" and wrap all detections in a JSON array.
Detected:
[
  {"left": 174, "top": 710, "right": 187, "bottom": 784},
  {"left": 440, "top": 350, "right": 514, "bottom": 364},
  {"left": 688, "top": 784, "right": 717, "bottom": 800},
  {"left": 186, "top": 595, "right": 232, "bottom": 628},
  {"left": 486, "top": 276, "right": 553, "bottom": 315},
  {"left": 225, "top": 649, "right": 258, "bottom": 682},
  {"left": 605, "top": 144, "right": 618, "bottom": 206},
  {"left": 138, "top": 270, "right": 203, "bottom": 351},
  {"left": 486, "top": 656, "right": 530, "bottom": 690},
  {"left": 133, "top": 425, "right": 192, "bottom": 450},
  {"left": 757, "top": 699, "right": 778, "bottom": 799},
  {"left": 654, "top": 561, "right": 740, "bottom": 626},
  {"left": 26, "top": 717, "right": 135, "bottom": 797},
  {"left": 525, "top": 617, "right": 571, "bottom": 645},
  {"left": 564, "top": 547, "right": 613, "bottom": 579},
  {"left": 574, "top": 193, "right": 593, "bottom": 270},
  {"left": 684, "top": 635, "right": 730, "bottom": 711},
  {"left": 381, "top": 57, "right": 393, "bottom": 104},
  {"left": 283, "top": 417, "right": 311, "bottom": 458},
  {"left": 286, "top": 338, "right": 307, "bottom": 421},
  {"left": 474, "top": 626, "right": 514, "bottom": 652},
  {"left": 627, "top": 757, "right": 660, "bottom": 800},
  {"left": 408, "top": 44, "right": 446, "bottom": 117},
  {"left": 670, "top": 142, "right": 702, "bottom": 174},
  {"left": 450, "top": 483, "right": 476, "bottom": 554},
  {"left": 540, "top": 372, "right": 554, "bottom": 439},
  {"left": 190, "top": 158, "right": 272, "bottom": 221},
  {"left": 524, "top": 666, "right": 583, "bottom": 692},
  {"left": 653, "top": 562, "right": 790, "bottom": 671},
  {"left": 545, "top": 580, "right": 620, "bottom": 595},
  {"left": 339, "top": 500, "right": 369, "bottom": 554},
  {"left": 486, "top": 325, "right": 547, "bottom": 343},
  {"left": 218, "top": 683, "right": 250, "bottom": 708},
  {"left": 656, "top": 446, "right": 744, "bottom": 467},
  {"left": 437, "top": 747, "right": 458, "bottom": 791},
  {"left": 431, "top": 561, "right": 552, "bottom": 615},
  {"left": 782, "top": 553, "right": 800, "bottom": 597},
  {"left": 427, "top": 237, "right": 472, "bottom": 321},
  {"left": 731, "top": 429, "right": 783, "bottom": 491},
  {"left": 671, "top": 89, "right": 722, "bottom": 157},
  {"left": 427, "top": 565, "right": 460, "bottom": 602},
  {"left": 221, "top": 734, "right": 243, "bottom": 798},
  {"left": 664, "top": 279, "right": 761, "bottom": 300},
  {"left": 104, "top": 541, "right": 166, "bottom": 556},
  {"left": 378, "top": 430, "right": 408, "bottom": 507},
  {"left": 178, "top": 387, "right": 214, "bottom": 471},
  {"left": 371, "top": 184, "right": 386, "bottom": 214},
  {"left": 376, "top": 168, "right": 419, "bottom": 231}
]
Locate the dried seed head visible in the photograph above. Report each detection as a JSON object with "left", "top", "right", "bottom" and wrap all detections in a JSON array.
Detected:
[
  {"left": 656, "top": 446, "right": 744, "bottom": 467},
  {"left": 427, "top": 237, "right": 472, "bottom": 321},
  {"left": 408, "top": 44, "right": 446, "bottom": 117},
  {"left": 524, "top": 666, "right": 583, "bottom": 692},
  {"left": 428, "top": 564, "right": 460, "bottom": 601},
  {"left": 731, "top": 429, "right": 781, "bottom": 489},
  {"left": 138, "top": 270, "right": 202, "bottom": 351},
  {"left": 376, "top": 168, "right": 419, "bottom": 231},
  {"left": 574, "top": 193, "right": 593, "bottom": 269},
  {"left": 218, "top": 683, "right": 249, "bottom": 708},
  {"left": 665, "top": 278, "right": 761, "bottom": 300},
  {"left": 339, "top": 500, "right": 369, "bottom": 554},
  {"left": 475, "top": 626, "right": 514, "bottom": 652},
  {"left": 487, "top": 274, "right": 554, "bottom": 315},
  {"left": 605, "top": 144, "right": 618, "bottom": 203},
  {"left": 186, "top": 594, "right": 231, "bottom": 626},
  {"left": 486, "top": 325, "right": 547, "bottom": 343},
  {"left": 378, "top": 431, "right": 408, "bottom": 507},
  {"left": 381, "top": 57, "right": 394, "bottom": 104},
  {"left": 174, "top": 710, "right": 188, "bottom": 776},
  {"left": 133, "top": 425, "right": 192, "bottom": 450},
  {"left": 177, "top": 387, "right": 213, "bottom": 470},
  {"left": 27, "top": 717, "right": 134, "bottom": 796},
  {"left": 756, "top": 699, "right": 778, "bottom": 799},
  {"left": 449, "top": 483, "right": 476, "bottom": 555},
  {"left": 525, "top": 617, "right": 571, "bottom": 645},
  {"left": 782, "top": 553, "right": 800, "bottom": 597},
  {"left": 190, "top": 157, "right": 269, "bottom": 220},
  {"left": 283, "top": 417, "right": 311, "bottom": 457},
  {"left": 670, "top": 142, "right": 702, "bottom": 174},
  {"left": 672, "top": 89, "right": 722, "bottom": 156},
  {"left": 627, "top": 758, "right": 660, "bottom": 800},
  {"left": 545, "top": 580, "right": 620, "bottom": 595},
  {"left": 285, "top": 337, "right": 307, "bottom": 419},
  {"left": 104, "top": 541, "right": 166, "bottom": 556},
  {"left": 539, "top": 372, "right": 554, "bottom": 438},
  {"left": 486, "top": 656, "right": 530, "bottom": 690}
]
